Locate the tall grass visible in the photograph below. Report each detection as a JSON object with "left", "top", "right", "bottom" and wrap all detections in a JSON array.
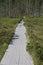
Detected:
[
  {"left": 0, "top": 18, "right": 19, "bottom": 61},
  {"left": 24, "top": 17, "right": 43, "bottom": 65}
]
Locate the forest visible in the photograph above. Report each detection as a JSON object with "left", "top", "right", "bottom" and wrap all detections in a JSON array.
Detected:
[{"left": 0, "top": 0, "right": 43, "bottom": 17}]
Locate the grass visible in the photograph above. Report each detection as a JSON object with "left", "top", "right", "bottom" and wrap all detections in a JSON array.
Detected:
[
  {"left": 24, "top": 17, "right": 43, "bottom": 65},
  {"left": 0, "top": 18, "right": 19, "bottom": 61}
]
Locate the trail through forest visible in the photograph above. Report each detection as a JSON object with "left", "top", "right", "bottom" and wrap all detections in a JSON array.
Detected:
[{"left": 0, "top": 20, "right": 34, "bottom": 65}]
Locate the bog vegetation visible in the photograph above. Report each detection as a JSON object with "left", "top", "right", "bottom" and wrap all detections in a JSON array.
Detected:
[
  {"left": 0, "top": 18, "right": 19, "bottom": 61},
  {"left": 24, "top": 17, "right": 43, "bottom": 65}
]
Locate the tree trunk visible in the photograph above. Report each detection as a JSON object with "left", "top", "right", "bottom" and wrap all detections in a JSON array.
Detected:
[{"left": 9, "top": 0, "right": 12, "bottom": 17}]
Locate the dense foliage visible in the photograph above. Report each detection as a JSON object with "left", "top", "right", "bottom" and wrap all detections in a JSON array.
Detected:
[{"left": 0, "top": 0, "right": 43, "bottom": 17}]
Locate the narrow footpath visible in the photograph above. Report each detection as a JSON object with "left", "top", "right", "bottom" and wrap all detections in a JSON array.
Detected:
[{"left": 1, "top": 20, "right": 34, "bottom": 65}]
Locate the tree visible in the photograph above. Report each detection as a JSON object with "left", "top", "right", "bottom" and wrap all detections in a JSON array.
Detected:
[
  {"left": 9, "top": 0, "right": 12, "bottom": 17},
  {"left": 31, "top": 0, "right": 35, "bottom": 17},
  {"left": 38, "top": 0, "right": 42, "bottom": 16}
]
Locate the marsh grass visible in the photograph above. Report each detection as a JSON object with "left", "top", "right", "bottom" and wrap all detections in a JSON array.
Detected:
[
  {"left": 24, "top": 17, "right": 43, "bottom": 65},
  {"left": 0, "top": 18, "right": 19, "bottom": 61}
]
